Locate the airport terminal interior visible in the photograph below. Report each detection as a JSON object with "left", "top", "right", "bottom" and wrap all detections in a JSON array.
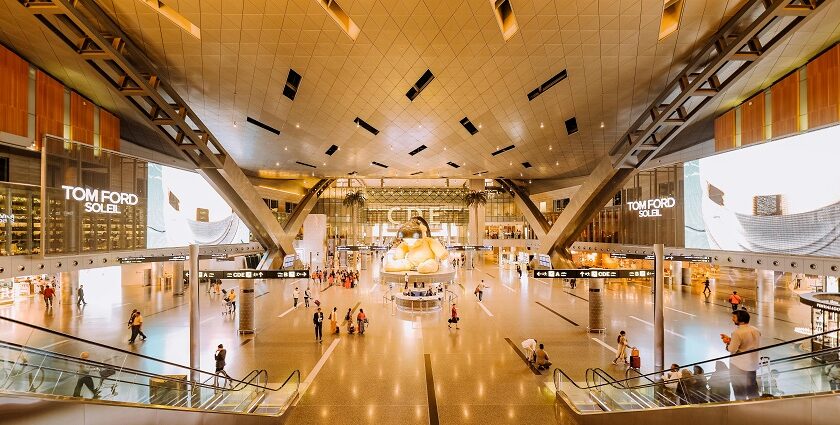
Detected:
[{"left": 1, "top": 0, "right": 840, "bottom": 424}]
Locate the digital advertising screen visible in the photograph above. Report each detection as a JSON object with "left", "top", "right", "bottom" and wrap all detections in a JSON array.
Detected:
[
  {"left": 684, "top": 124, "right": 840, "bottom": 257},
  {"left": 147, "top": 164, "right": 250, "bottom": 248}
]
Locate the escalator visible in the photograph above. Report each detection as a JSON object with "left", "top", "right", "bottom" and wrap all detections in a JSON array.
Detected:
[
  {"left": 553, "top": 328, "right": 840, "bottom": 424},
  {"left": 0, "top": 316, "right": 299, "bottom": 424}
]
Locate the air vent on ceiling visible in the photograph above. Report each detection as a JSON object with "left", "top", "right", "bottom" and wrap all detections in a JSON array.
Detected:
[
  {"left": 282, "top": 69, "right": 302, "bottom": 100},
  {"left": 353, "top": 117, "right": 379, "bottom": 135},
  {"left": 491, "top": 145, "right": 515, "bottom": 156},
  {"left": 371, "top": 161, "right": 388, "bottom": 168},
  {"left": 325, "top": 144, "right": 339, "bottom": 156},
  {"left": 446, "top": 162, "right": 461, "bottom": 168},
  {"left": 473, "top": 170, "right": 489, "bottom": 175},
  {"left": 491, "top": 0, "right": 519, "bottom": 41},
  {"left": 659, "top": 0, "right": 685, "bottom": 40},
  {"left": 527, "top": 69, "right": 568, "bottom": 101},
  {"left": 316, "top": 0, "right": 360, "bottom": 40},
  {"left": 522, "top": 162, "right": 532, "bottom": 168},
  {"left": 406, "top": 69, "right": 435, "bottom": 101},
  {"left": 408, "top": 145, "right": 427, "bottom": 156},
  {"left": 565, "top": 117, "right": 578, "bottom": 135},
  {"left": 246, "top": 117, "right": 280, "bottom": 135},
  {"left": 296, "top": 161, "right": 316, "bottom": 168},
  {"left": 410, "top": 171, "right": 423, "bottom": 176},
  {"left": 459, "top": 117, "right": 479, "bottom": 135},
  {"left": 348, "top": 171, "right": 357, "bottom": 175}
]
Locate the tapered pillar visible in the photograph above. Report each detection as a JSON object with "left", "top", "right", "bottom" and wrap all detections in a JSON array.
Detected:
[
  {"left": 172, "top": 261, "right": 185, "bottom": 296},
  {"left": 239, "top": 279, "right": 255, "bottom": 334},
  {"left": 589, "top": 278, "right": 605, "bottom": 333},
  {"left": 653, "top": 244, "right": 665, "bottom": 372},
  {"left": 59, "top": 271, "right": 78, "bottom": 305},
  {"left": 189, "top": 244, "right": 200, "bottom": 385}
]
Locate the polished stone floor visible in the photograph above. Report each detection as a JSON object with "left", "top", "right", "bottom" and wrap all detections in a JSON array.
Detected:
[{"left": 0, "top": 258, "right": 814, "bottom": 424}]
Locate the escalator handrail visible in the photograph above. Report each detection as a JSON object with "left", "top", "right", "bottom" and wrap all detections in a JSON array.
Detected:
[
  {"left": 0, "top": 315, "right": 298, "bottom": 392},
  {"left": 0, "top": 340, "right": 250, "bottom": 393},
  {"left": 554, "top": 326, "right": 839, "bottom": 391}
]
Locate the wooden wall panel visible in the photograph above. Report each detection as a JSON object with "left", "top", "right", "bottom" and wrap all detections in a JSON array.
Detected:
[
  {"left": 714, "top": 109, "right": 736, "bottom": 152},
  {"left": 70, "top": 92, "right": 94, "bottom": 145},
  {"left": 771, "top": 71, "right": 800, "bottom": 138},
  {"left": 99, "top": 109, "right": 119, "bottom": 151},
  {"left": 740, "top": 92, "right": 765, "bottom": 145},
  {"left": 0, "top": 45, "right": 29, "bottom": 137},
  {"left": 35, "top": 71, "right": 64, "bottom": 150},
  {"left": 807, "top": 44, "right": 840, "bottom": 129}
]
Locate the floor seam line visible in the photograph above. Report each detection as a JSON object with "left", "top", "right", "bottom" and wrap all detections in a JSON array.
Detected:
[
  {"left": 424, "top": 354, "right": 440, "bottom": 425},
  {"left": 535, "top": 301, "right": 580, "bottom": 327}
]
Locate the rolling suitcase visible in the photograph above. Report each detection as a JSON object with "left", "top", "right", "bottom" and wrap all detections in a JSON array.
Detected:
[{"left": 630, "top": 347, "right": 641, "bottom": 369}]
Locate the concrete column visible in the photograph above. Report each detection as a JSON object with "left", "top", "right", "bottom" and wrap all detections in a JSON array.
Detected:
[
  {"left": 59, "top": 271, "right": 78, "bottom": 305},
  {"left": 681, "top": 264, "right": 692, "bottom": 286},
  {"left": 238, "top": 279, "right": 255, "bottom": 334},
  {"left": 588, "top": 278, "right": 605, "bottom": 333},
  {"left": 151, "top": 262, "right": 164, "bottom": 289},
  {"left": 671, "top": 261, "right": 683, "bottom": 286},
  {"left": 188, "top": 245, "right": 200, "bottom": 385},
  {"left": 653, "top": 244, "right": 665, "bottom": 372},
  {"left": 172, "top": 261, "right": 185, "bottom": 296},
  {"left": 755, "top": 269, "right": 776, "bottom": 320}
]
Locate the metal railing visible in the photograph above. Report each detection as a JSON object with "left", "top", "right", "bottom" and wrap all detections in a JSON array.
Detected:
[
  {"left": 553, "top": 327, "right": 840, "bottom": 413},
  {"left": 0, "top": 315, "right": 300, "bottom": 416}
]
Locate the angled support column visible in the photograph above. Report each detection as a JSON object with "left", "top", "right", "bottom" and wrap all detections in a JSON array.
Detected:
[{"left": 495, "top": 178, "right": 549, "bottom": 241}]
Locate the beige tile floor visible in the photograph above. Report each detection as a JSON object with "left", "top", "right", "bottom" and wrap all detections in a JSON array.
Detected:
[{"left": 0, "top": 258, "right": 812, "bottom": 424}]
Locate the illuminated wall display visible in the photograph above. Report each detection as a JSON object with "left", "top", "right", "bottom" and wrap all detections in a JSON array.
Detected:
[
  {"left": 61, "top": 185, "right": 139, "bottom": 214},
  {"left": 386, "top": 206, "right": 443, "bottom": 224},
  {"left": 626, "top": 197, "right": 676, "bottom": 217}
]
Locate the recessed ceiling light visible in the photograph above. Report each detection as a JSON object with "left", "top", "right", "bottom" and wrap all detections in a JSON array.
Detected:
[
  {"left": 509, "top": 162, "right": 512, "bottom": 166},
  {"left": 549, "top": 145, "right": 552, "bottom": 150},
  {"left": 323, "top": 162, "right": 326, "bottom": 166},
  {"left": 600, "top": 122, "right": 605, "bottom": 128},
  {"left": 444, "top": 147, "right": 447, "bottom": 150},
  {"left": 555, "top": 161, "right": 559, "bottom": 165},
  {"left": 284, "top": 147, "right": 288, "bottom": 151},
  {"left": 478, "top": 124, "right": 482, "bottom": 129},
  {"left": 275, "top": 162, "right": 280, "bottom": 166},
  {"left": 528, "top": 180, "right": 532, "bottom": 184},
  {"left": 520, "top": 172, "right": 523, "bottom": 177},
  {"left": 233, "top": 121, "right": 237, "bottom": 127},
  {"left": 540, "top": 122, "right": 544, "bottom": 128},
  {"left": 296, "top": 123, "right": 300, "bottom": 128}
]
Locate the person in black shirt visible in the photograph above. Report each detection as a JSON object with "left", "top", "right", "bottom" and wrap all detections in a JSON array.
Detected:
[{"left": 313, "top": 307, "right": 324, "bottom": 342}]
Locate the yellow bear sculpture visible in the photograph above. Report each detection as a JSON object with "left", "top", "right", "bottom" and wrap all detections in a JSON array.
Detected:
[{"left": 384, "top": 216, "right": 449, "bottom": 273}]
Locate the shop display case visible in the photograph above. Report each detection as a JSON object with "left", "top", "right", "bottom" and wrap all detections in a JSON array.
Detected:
[{"left": 0, "top": 280, "right": 13, "bottom": 305}]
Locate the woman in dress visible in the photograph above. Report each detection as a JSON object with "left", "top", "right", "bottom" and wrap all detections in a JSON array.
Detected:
[{"left": 612, "top": 330, "right": 629, "bottom": 364}]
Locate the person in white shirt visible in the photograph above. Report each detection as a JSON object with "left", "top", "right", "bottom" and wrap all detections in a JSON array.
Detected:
[
  {"left": 721, "top": 309, "right": 761, "bottom": 400},
  {"left": 293, "top": 287, "right": 300, "bottom": 308},
  {"left": 304, "top": 287, "right": 312, "bottom": 308},
  {"left": 663, "top": 363, "right": 682, "bottom": 404}
]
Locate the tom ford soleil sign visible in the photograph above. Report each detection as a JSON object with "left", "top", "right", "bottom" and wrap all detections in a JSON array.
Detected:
[
  {"left": 62, "top": 185, "right": 139, "bottom": 214},
  {"left": 626, "top": 196, "right": 676, "bottom": 217}
]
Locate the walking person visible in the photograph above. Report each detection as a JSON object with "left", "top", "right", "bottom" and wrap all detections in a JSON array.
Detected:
[
  {"left": 516, "top": 263, "right": 522, "bottom": 278},
  {"left": 228, "top": 288, "right": 237, "bottom": 312},
  {"left": 72, "top": 352, "right": 100, "bottom": 398},
  {"left": 404, "top": 273, "right": 409, "bottom": 291},
  {"left": 345, "top": 308, "right": 355, "bottom": 333},
  {"left": 77, "top": 284, "right": 87, "bottom": 306},
  {"left": 728, "top": 291, "right": 742, "bottom": 312},
  {"left": 448, "top": 303, "right": 460, "bottom": 329},
  {"left": 474, "top": 280, "right": 486, "bottom": 302},
  {"left": 313, "top": 307, "right": 324, "bottom": 342},
  {"left": 329, "top": 307, "right": 339, "bottom": 334},
  {"left": 293, "top": 287, "right": 300, "bottom": 308},
  {"left": 612, "top": 330, "right": 629, "bottom": 364},
  {"left": 214, "top": 344, "right": 233, "bottom": 388},
  {"left": 356, "top": 308, "right": 367, "bottom": 335},
  {"left": 721, "top": 309, "right": 761, "bottom": 400},
  {"left": 128, "top": 309, "right": 147, "bottom": 343},
  {"left": 43, "top": 284, "right": 55, "bottom": 308},
  {"left": 702, "top": 278, "right": 711, "bottom": 297},
  {"left": 304, "top": 287, "right": 311, "bottom": 308}
]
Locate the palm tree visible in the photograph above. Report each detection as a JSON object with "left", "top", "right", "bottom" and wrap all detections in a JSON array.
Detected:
[
  {"left": 464, "top": 190, "right": 487, "bottom": 245},
  {"left": 343, "top": 190, "right": 366, "bottom": 243}
]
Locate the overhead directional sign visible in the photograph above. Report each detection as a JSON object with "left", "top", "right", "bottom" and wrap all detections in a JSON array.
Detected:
[
  {"left": 609, "top": 253, "right": 711, "bottom": 263},
  {"left": 336, "top": 245, "right": 390, "bottom": 251},
  {"left": 534, "top": 269, "right": 654, "bottom": 279},
  {"left": 446, "top": 245, "right": 493, "bottom": 251},
  {"left": 183, "top": 269, "right": 309, "bottom": 279},
  {"left": 120, "top": 253, "right": 228, "bottom": 264}
]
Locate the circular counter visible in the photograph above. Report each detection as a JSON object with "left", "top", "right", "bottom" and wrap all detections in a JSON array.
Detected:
[
  {"left": 393, "top": 292, "right": 443, "bottom": 312},
  {"left": 381, "top": 269, "right": 456, "bottom": 287}
]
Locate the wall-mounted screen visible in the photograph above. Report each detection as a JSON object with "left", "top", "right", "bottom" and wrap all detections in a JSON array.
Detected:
[
  {"left": 147, "top": 164, "right": 250, "bottom": 248},
  {"left": 684, "top": 124, "right": 840, "bottom": 256}
]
